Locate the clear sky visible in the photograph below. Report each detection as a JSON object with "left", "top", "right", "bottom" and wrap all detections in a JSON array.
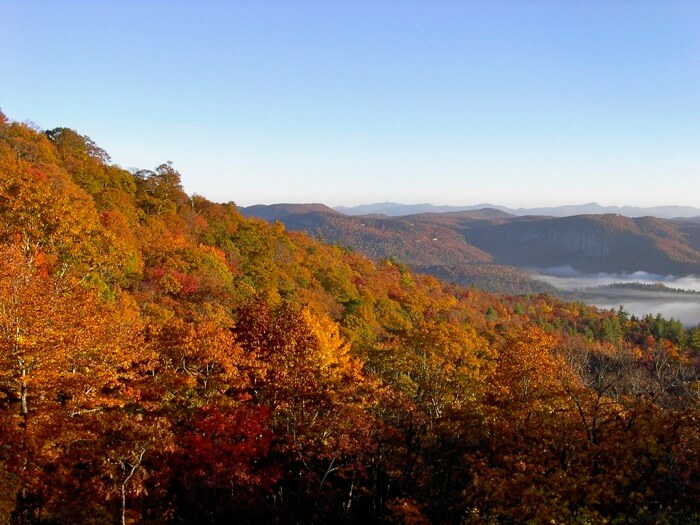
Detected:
[{"left": 1, "top": 1, "right": 699, "bottom": 208}]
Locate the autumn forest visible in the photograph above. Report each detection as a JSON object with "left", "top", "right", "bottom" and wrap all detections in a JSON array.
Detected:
[{"left": 0, "top": 112, "right": 699, "bottom": 523}]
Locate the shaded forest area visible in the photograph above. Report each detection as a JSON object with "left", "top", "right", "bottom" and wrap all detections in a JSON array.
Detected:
[{"left": 0, "top": 113, "right": 698, "bottom": 523}]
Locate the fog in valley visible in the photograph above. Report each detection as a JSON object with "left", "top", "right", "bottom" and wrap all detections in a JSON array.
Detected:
[
  {"left": 533, "top": 267, "right": 700, "bottom": 326},
  {"left": 588, "top": 298, "right": 700, "bottom": 327}
]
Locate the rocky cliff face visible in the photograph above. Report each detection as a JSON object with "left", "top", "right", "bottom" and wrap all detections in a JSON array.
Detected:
[{"left": 516, "top": 228, "right": 613, "bottom": 258}]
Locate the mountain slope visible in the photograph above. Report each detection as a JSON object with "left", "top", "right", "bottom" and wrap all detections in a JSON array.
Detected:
[
  {"left": 462, "top": 214, "right": 700, "bottom": 274},
  {"left": 244, "top": 204, "right": 700, "bottom": 280},
  {"left": 1, "top": 113, "right": 698, "bottom": 524},
  {"left": 240, "top": 204, "right": 555, "bottom": 293},
  {"left": 242, "top": 202, "right": 339, "bottom": 222},
  {"left": 243, "top": 204, "right": 494, "bottom": 266}
]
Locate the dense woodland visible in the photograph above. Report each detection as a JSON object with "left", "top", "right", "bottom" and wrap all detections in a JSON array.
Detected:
[
  {"left": 0, "top": 112, "right": 699, "bottom": 524},
  {"left": 239, "top": 204, "right": 551, "bottom": 295},
  {"left": 242, "top": 201, "right": 700, "bottom": 292}
]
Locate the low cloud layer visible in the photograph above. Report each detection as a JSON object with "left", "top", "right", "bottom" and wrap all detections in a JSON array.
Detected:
[
  {"left": 533, "top": 267, "right": 700, "bottom": 326},
  {"left": 590, "top": 298, "right": 700, "bottom": 326},
  {"left": 533, "top": 266, "right": 700, "bottom": 292}
]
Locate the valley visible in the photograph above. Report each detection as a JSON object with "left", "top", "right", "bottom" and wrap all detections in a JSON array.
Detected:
[
  {"left": 542, "top": 276, "right": 700, "bottom": 326},
  {"left": 242, "top": 204, "right": 700, "bottom": 325},
  {"left": 1, "top": 114, "right": 698, "bottom": 524},
  {"left": 5, "top": 2, "right": 700, "bottom": 522}
]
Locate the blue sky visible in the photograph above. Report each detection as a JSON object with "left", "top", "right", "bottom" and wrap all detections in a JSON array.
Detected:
[{"left": 1, "top": 1, "right": 699, "bottom": 207}]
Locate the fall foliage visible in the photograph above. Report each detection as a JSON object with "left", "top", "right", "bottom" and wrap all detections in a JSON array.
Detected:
[{"left": 0, "top": 114, "right": 698, "bottom": 523}]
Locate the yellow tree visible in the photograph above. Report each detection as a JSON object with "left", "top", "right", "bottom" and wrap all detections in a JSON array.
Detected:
[
  {"left": 471, "top": 326, "right": 579, "bottom": 523},
  {"left": 232, "top": 301, "right": 379, "bottom": 519},
  {"left": 0, "top": 135, "right": 137, "bottom": 291},
  {"left": 0, "top": 243, "right": 146, "bottom": 522}
]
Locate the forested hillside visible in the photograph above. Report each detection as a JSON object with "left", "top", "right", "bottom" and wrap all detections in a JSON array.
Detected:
[
  {"left": 1, "top": 113, "right": 699, "bottom": 524},
  {"left": 244, "top": 203, "right": 700, "bottom": 282},
  {"left": 240, "top": 205, "right": 552, "bottom": 294},
  {"left": 464, "top": 214, "right": 700, "bottom": 275}
]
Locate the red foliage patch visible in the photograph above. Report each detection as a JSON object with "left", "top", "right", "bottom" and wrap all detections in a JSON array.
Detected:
[
  {"left": 30, "top": 167, "right": 47, "bottom": 181},
  {"left": 177, "top": 405, "right": 278, "bottom": 491}
]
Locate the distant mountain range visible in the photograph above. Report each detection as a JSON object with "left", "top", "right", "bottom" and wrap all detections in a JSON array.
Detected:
[
  {"left": 335, "top": 202, "right": 700, "bottom": 219},
  {"left": 240, "top": 203, "right": 700, "bottom": 294}
]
